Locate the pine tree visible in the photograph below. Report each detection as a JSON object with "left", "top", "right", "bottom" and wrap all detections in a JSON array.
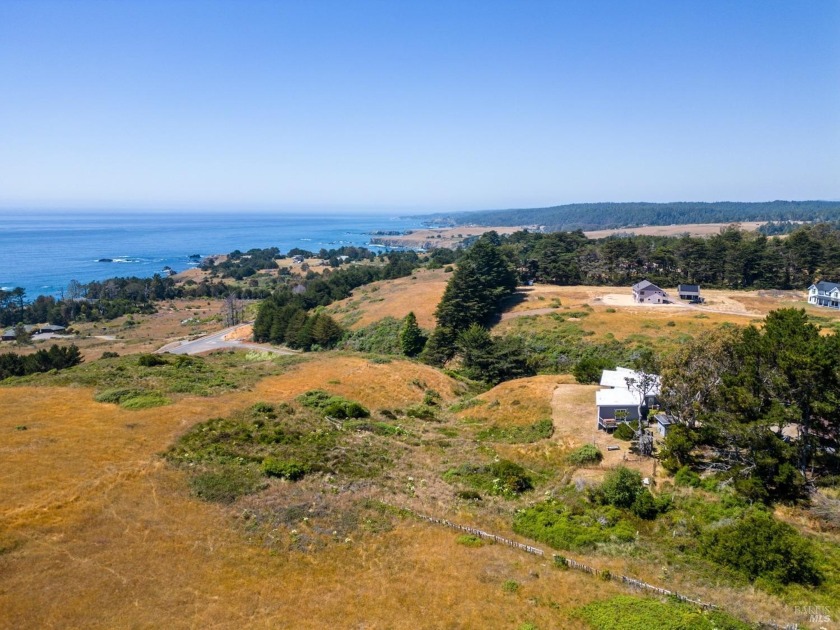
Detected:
[{"left": 399, "top": 311, "right": 426, "bottom": 356}]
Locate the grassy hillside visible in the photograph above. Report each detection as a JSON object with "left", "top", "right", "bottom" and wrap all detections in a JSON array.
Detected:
[{"left": 3, "top": 278, "right": 840, "bottom": 628}]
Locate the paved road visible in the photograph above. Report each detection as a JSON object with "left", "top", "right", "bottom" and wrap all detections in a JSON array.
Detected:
[{"left": 156, "top": 323, "right": 298, "bottom": 356}]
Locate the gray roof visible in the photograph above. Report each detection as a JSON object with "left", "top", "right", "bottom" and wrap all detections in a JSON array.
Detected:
[
  {"left": 814, "top": 280, "right": 840, "bottom": 292},
  {"left": 632, "top": 279, "right": 663, "bottom": 292},
  {"left": 678, "top": 284, "right": 700, "bottom": 292}
]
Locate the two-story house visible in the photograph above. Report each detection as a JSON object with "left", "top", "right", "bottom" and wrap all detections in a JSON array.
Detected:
[
  {"left": 808, "top": 281, "right": 840, "bottom": 309},
  {"left": 632, "top": 280, "right": 668, "bottom": 304}
]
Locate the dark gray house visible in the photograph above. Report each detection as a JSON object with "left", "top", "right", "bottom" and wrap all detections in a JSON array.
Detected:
[
  {"left": 677, "top": 284, "right": 701, "bottom": 301},
  {"left": 632, "top": 280, "right": 668, "bottom": 304}
]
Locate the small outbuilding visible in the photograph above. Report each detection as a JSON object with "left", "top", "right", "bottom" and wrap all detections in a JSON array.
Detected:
[
  {"left": 1, "top": 328, "right": 16, "bottom": 341},
  {"left": 677, "top": 284, "right": 701, "bottom": 301},
  {"left": 632, "top": 280, "right": 669, "bottom": 304},
  {"left": 654, "top": 413, "right": 676, "bottom": 437}
]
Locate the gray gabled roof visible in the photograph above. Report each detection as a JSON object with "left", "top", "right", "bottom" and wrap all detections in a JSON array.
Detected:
[
  {"left": 632, "top": 279, "right": 663, "bottom": 292},
  {"left": 814, "top": 280, "right": 840, "bottom": 293}
]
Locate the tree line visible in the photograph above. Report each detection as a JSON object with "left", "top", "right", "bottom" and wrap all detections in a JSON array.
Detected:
[
  {"left": 417, "top": 200, "right": 840, "bottom": 231},
  {"left": 501, "top": 223, "right": 840, "bottom": 289},
  {"left": 252, "top": 251, "right": 423, "bottom": 350},
  {"left": 0, "top": 344, "right": 82, "bottom": 380}
]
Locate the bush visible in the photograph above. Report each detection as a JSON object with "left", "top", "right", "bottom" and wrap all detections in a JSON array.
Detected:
[
  {"left": 674, "top": 466, "right": 701, "bottom": 488},
  {"left": 613, "top": 421, "right": 637, "bottom": 441},
  {"left": 137, "top": 353, "right": 169, "bottom": 367},
  {"left": 95, "top": 388, "right": 143, "bottom": 404},
  {"left": 513, "top": 499, "right": 636, "bottom": 551},
  {"left": 456, "top": 534, "right": 484, "bottom": 547},
  {"left": 444, "top": 459, "right": 533, "bottom": 498},
  {"left": 601, "top": 467, "right": 645, "bottom": 509},
  {"left": 573, "top": 356, "right": 615, "bottom": 384},
  {"left": 456, "top": 490, "right": 482, "bottom": 501},
  {"left": 261, "top": 458, "right": 307, "bottom": 480},
  {"left": 568, "top": 444, "right": 603, "bottom": 465},
  {"left": 100, "top": 351, "right": 120, "bottom": 359},
  {"left": 502, "top": 580, "right": 519, "bottom": 594},
  {"left": 297, "top": 389, "right": 369, "bottom": 418},
  {"left": 630, "top": 490, "right": 658, "bottom": 519},
  {"left": 702, "top": 509, "right": 822, "bottom": 586},
  {"left": 405, "top": 404, "right": 437, "bottom": 420}
]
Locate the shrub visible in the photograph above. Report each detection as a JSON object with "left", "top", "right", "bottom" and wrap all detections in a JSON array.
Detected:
[
  {"left": 601, "top": 467, "right": 645, "bottom": 509},
  {"left": 444, "top": 459, "right": 533, "bottom": 498},
  {"left": 456, "top": 490, "right": 482, "bottom": 501},
  {"left": 297, "top": 390, "right": 369, "bottom": 418},
  {"left": 456, "top": 534, "right": 484, "bottom": 547},
  {"left": 630, "top": 490, "right": 658, "bottom": 519},
  {"left": 568, "top": 444, "right": 603, "bottom": 465},
  {"left": 573, "top": 356, "right": 615, "bottom": 384},
  {"left": 502, "top": 580, "right": 519, "bottom": 594},
  {"left": 100, "top": 351, "right": 120, "bottom": 359},
  {"left": 405, "top": 404, "right": 437, "bottom": 420},
  {"left": 513, "top": 499, "right": 635, "bottom": 551},
  {"left": 702, "top": 509, "right": 822, "bottom": 586},
  {"left": 137, "top": 353, "right": 169, "bottom": 367},
  {"left": 95, "top": 388, "right": 143, "bottom": 404},
  {"left": 613, "top": 421, "right": 637, "bottom": 441},
  {"left": 261, "top": 458, "right": 307, "bottom": 481},
  {"left": 674, "top": 466, "right": 701, "bottom": 488}
]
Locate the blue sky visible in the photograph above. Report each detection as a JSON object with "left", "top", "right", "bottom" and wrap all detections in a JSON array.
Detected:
[{"left": 0, "top": 0, "right": 838, "bottom": 212}]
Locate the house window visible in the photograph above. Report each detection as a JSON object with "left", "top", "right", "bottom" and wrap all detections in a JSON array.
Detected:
[{"left": 615, "top": 409, "right": 628, "bottom": 420}]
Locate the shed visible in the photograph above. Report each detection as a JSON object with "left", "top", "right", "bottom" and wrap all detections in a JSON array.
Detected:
[
  {"left": 654, "top": 413, "right": 676, "bottom": 437},
  {"left": 36, "top": 324, "right": 66, "bottom": 334}
]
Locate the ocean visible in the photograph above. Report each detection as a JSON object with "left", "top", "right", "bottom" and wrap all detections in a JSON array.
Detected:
[{"left": 0, "top": 211, "right": 423, "bottom": 298}]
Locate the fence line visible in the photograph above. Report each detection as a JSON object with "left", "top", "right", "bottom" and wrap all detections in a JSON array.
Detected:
[{"left": 403, "top": 509, "right": 799, "bottom": 630}]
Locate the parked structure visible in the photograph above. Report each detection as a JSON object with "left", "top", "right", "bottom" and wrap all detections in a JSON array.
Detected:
[
  {"left": 808, "top": 281, "right": 840, "bottom": 309},
  {"left": 677, "top": 284, "right": 702, "bottom": 301},
  {"left": 632, "top": 280, "right": 669, "bottom": 304},
  {"left": 596, "top": 367, "right": 660, "bottom": 431}
]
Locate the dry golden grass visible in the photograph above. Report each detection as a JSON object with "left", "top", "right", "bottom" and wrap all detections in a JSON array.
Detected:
[
  {"left": 326, "top": 268, "right": 449, "bottom": 330},
  {"left": 250, "top": 353, "right": 465, "bottom": 408},
  {"left": 0, "top": 367, "right": 625, "bottom": 628},
  {"left": 583, "top": 221, "right": 765, "bottom": 239},
  {"left": 456, "top": 375, "right": 574, "bottom": 426}
]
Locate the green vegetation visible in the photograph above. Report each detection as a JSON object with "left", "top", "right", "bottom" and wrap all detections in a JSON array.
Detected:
[
  {"left": 476, "top": 418, "right": 553, "bottom": 443},
  {"left": 455, "top": 534, "right": 485, "bottom": 548},
  {"left": 444, "top": 459, "right": 533, "bottom": 498},
  {"left": 568, "top": 444, "right": 603, "bottom": 465},
  {"left": 513, "top": 498, "right": 636, "bottom": 551},
  {"left": 661, "top": 309, "right": 840, "bottom": 502},
  {"left": 10, "top": 351, "right": 302, "bottom": 404},
  {"left": 0, "top": 344, "right": 82, "bottom": 380},
  {"left": 297, "top": 389, "right": 370, "bottom": 419},
  {"left": 166, "top": 402, "right": 393, "bottom": 502},
  {"left": 575, "top": 595, "right": 752, "bottom": 630},
  {"left": 422, "top": 233, "right": 518, "bottom": 365},
  {"left": 702, "top": 509, "right": 822, "bottom": 587},
  {"left": 399, "top": 311, "right": 427, "bottom": 357}
]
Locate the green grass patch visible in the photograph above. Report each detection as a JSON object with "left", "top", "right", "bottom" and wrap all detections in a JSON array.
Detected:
[
  {"left": 456, "top": 534, "right": 485, "bottom": 548},
  {"left": 575, "top": 595, "right": 751, "bottom": 630},
  {"left": 476, "top": 418, "right": 554, "bottom": 443}
]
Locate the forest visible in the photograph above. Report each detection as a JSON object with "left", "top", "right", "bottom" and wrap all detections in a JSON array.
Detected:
[{"left": 417, "top": 200, "right": 840, "bottom": 231}]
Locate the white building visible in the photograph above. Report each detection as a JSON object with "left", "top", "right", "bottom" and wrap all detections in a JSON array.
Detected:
[
  {"left": 632, "top": 280, "right": 669, "bottom": 304},
  {"left": 808, "top": 281, "right": 840, "bottom": 309}
]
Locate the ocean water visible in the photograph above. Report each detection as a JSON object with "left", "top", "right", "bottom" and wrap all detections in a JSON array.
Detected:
[{"left": 0, "top": 211, "right": 422, "bottom": 298}]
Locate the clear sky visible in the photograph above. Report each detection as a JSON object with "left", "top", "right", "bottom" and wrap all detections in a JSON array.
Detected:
[{"left": 0, "top": 0, "right": 838, "bottom": 212}]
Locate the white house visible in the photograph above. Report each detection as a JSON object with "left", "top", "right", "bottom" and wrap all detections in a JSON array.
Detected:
[
  {"left": 632, "top": 280, "right": 669, "bottom": 304},
  {"left": 808, "top": 281, "right": 840, "bottom": 309},
  {"left": 596, "top": 367, "right": 660, "bottom": 431}
]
